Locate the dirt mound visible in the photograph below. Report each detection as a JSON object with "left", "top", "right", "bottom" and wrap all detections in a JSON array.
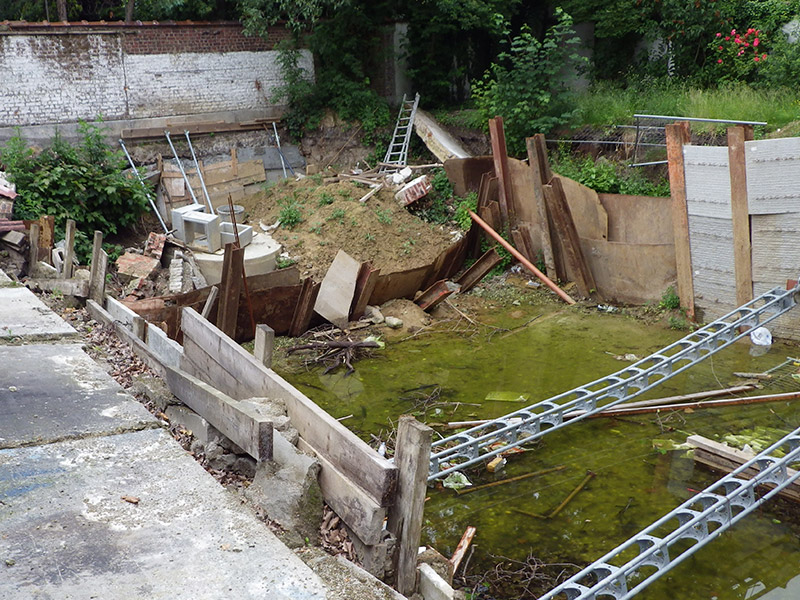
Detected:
[{"left": 237, "top": 177, "right": 457, "bottom": 281}]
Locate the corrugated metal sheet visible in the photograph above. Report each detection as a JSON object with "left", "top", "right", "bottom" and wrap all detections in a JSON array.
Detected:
[
  {"left": 746, "top": 137, "right": 800, "bottom": 214},
  {"left": 683, "top": 145, "right": 731, "bottom": 218}
]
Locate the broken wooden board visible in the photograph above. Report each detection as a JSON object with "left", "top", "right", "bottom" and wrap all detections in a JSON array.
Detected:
[
  {"left": 313, "top": 250, "right": 360, "bottom": 328},
  {"left": 350, "top": 262, "right": 380, "bottom": 321},
  {"left": 687, "top": 435, "right": 800, "bottom": 503},
  {"left": 165, "top": 365, "right": 273, "bottom": 462}
]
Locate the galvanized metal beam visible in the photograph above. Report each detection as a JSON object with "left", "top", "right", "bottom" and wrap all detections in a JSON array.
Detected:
[
  {"left": 539, "top": 428, "right": 800, "bottom": 600},
  {"left": 429, "top": 285, "right": 798, "bottom": 481}
]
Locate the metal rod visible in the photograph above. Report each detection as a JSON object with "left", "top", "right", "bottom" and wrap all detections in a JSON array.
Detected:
[
  {"left": 184, "top": 131, "right": 214, "bottom": 214},
  {"left": 469, "top": 210, "right": 576, "bottom": 305},
  {"left": 272, "top": 122, "right": 294, "bottom": 177},
  {"left": 633, "top": 113, "right": 767, "bottom": 126},
  {"left": 454, "top": 465, "right": 566, "bottom": 496},
  {"left": 118, "top": 139, "right": 169, "bottom": 233},
  {"left": 164, "top": 131, "right": 200, "bottom": 206},
  {"left": 227, "top": 194, "right": 256, "bottom": 337},
  {"left": 629, "top": 160, "right": 669, "bottom": 167},
  {"left": 546, "top": 139, "right": 667, "bottom": 147}
]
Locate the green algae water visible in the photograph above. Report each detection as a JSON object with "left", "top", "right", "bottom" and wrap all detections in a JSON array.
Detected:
[{"left": 279, "top": 298, "right": 800, "bottom": 599}]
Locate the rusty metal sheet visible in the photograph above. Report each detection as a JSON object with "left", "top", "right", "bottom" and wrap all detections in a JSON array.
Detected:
[{"left": 415, "top": 280, "right": 460, "bottom": 311}]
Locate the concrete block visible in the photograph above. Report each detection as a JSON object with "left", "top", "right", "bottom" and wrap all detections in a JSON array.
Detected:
[
  {"left": 182, "top": 211, "right": 222, "bottom": 252},
  {"left": 169, "top": 257, "right": 184, "bottom": 293},
  {"left": 145, "top": 324, "right": 183, "bottom": 369},
  {"left": 129, "top": 373, "right": 180, "bottom": 411},
  {"left": 106, "top": 295, "right": 138, "bottom": 327},
  {"left": 418, "top": 563, "right": 457, "bottom": 600},
  {"left": 166, "top": 404, "right": 218, "bottom": 443},
  {"left": 116, "top": 252, "right": 160, "bottom": 283},
  {"left": 220, "top": 222, "right": 253, "bottom": 247},
  {"left": 171, "top": 203, "right": 205, "bottom": 241}
]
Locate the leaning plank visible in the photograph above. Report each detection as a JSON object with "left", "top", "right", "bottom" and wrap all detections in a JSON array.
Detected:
[
  {"left": 217, "top": 244, "right": 244, "bottom": 338},
  {"left": 727, "top": 125, "right": 754, "bottom": 307},
  {"left": 687, "top": 435, "right": 800, "bottom": 503},
  {"left": 350, "top": 262, "right": 380, "bottom": 320},
  {"left": 165, "top": 365, "right": 273, "bottom": 462},
  {"left": 289, "top": 278, "right": 321, "bottom": 337},
  {"left": 525, "top": 137, "right": 557, "bottom": 279},
  {"left": 297, "top": 437, "right": 387, "bottom": 545},
  {"left": 488, "top": 117, "right": 515, "bottom": 231},
  {"left": 455, "top": 248, "right": 502, "bottom": 292},
  {"left": 180, "top": 307, "right": 398, "bottom": 505}
]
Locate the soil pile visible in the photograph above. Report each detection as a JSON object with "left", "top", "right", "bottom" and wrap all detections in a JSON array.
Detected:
[{"left": 237, "top": 176, "right": 458, "bottom": 281}]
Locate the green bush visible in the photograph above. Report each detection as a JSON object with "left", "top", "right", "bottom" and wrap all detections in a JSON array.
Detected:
[
  {"left": 550, "top": 149, "right": 670, "bottom": 197},
  {"left": 454, "top": 192, "right": 479, "bottom": 231},
  {"left": 472, "top": 9, "right": 587, "bottom": 154},
  {"left": 278, "top": 198, "right": 303, "bottom": 229},
  {"left": 1, "top": 121, "right": 149, "bottom": 263}
]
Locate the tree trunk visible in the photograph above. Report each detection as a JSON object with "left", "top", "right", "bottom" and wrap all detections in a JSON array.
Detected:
[
  {"left": 56, "top": 0, "right": 67, "bottom": 21},
  {"left": 125, "top": 0, "right": 135, "bottom": 23}
]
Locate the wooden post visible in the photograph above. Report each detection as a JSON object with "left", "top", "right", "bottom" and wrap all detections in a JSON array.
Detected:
[
  {"left": 488, "top": 117, "right": 516, "bottom": 232},
  {"left": 217, "top": 243, "right": 244, "bottom": 339},
  {"left": 544, "top": 178, "right": 596, "bottom": 298},
  {"left": 38, "top": 215, "right": 54, "bottom": 263},
  {"left": 61, "top": 219, "right": 76, "bottom": 279},
  {"left": 728, "top": 125, "right": 754, "bottom": 308},
  {"left": 526, "top": 137, "right": 557, "bottom": 279},
  {"left": 88, "top": 230, "right": 107, "bottom": 304},
  {"left": 201, "top": 286, "right": 219, "bottom": 319},
  {"left": 665, "top": 122, "right": 695, "bottom": 320},
  {"left": 131, "top": 315, "right": 147, "bottom": 340},
  {"left": 254, "top": 324, "right": 275, "bottom": 368},
  {"left": 387, "top": 416, "right": 433, "bottom": 596},
  {"left": 28, "top": 223, "right": 40, "bottom": 277}
]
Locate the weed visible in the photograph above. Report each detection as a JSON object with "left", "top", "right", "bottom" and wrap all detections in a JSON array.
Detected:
[
  {"left": 375, "top": 208, "right": 393, "bottom": 225},
  {"left": 402, "top": 238, "right": 416, "bottom": 255},
  {"left": 350, "top": 217, "right": 358, "bottom": 227},
  {"left": 454, "top": 192, "right": 478, "bottom": 230},
  {"left": 328, "top": 208, "right": 346, "bottom": 224},
  {"left": 278, "top": 198, "right": 303, "bottom": 229},
  {"left": 309, "top": 173, "right": 324, "bottom": 186},
  {"left": 668, "top": 315, "right": 690, "bottom": 331},
  {"left": 317, "top": 192, "right": 335, "bottom": 206},
  {"left": 365, "top": 232, "right": 375, "bottom": 241},
  {"left": 338, "top": 189, "right": 351, "bottom": 200},
  {"left": 276, "top": 256, "right": 297, "bottom": 269},
  {"left": 659, "top": 286, "right": 681, "bottom": 311},
  {"left": 309, "top": 223, "right": 324, "bottom": 234}
]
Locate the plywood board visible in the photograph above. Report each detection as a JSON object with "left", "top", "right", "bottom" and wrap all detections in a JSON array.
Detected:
[
  {"left": 745, "top": 137, "right": 800, "bottom": 214},
  {"left": 554, "top": 175, "right": 608, "bottom": 240},
  {"left": 598, "top": 194, "right": 672, "bottom": 244},
  {"left": 314, "top": 249, "right": 361, "bottom": 328}
]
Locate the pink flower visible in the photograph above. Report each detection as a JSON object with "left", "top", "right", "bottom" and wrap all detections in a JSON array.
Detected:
[
  {"left": 753, "top": 38, "right": 759, "bottom": 47},
  {"left": 725, "top": 36, "right": 730, "bottom": 41},
  {"left": 716, "top": 32, "right": 722, "bottom": 37},
  {"left": 718, "top": 58, "right": 723, "bottom": 63},
  {"left": 754, "top": 56, "right": 759, "bottom": 62},
  {"left": 718, "top": 45, "right": 723, "bottom": 50},
  {"left": 731, "top": 29, "right": 736, "bottom": 35},
  {"left": 762, "top": 53, "right": 768, "bottom": 59}
]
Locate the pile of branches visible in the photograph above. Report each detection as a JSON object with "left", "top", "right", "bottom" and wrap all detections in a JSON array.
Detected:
[
  {"left": 459, "top": 552, "right": 578, "bottom": 600},
  {"left": 287, "top": 331, "right": 381, "bottom": 376}
]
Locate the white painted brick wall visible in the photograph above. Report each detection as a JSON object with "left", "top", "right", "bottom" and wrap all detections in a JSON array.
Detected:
[
  {"left": 0, "top": 35, "right": 127, "bottom": 126},
  {"left": 124, "top": 49, "right": 312, "bottom": 119},
  {"left": 0, "top": 34, "right": 311, "bottom": 126}
]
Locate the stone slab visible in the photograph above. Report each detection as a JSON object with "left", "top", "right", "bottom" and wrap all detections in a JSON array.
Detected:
[
  {"left": 0, "top": 343, "right": 157, "bottom": 448},
  {"left": 0, "top": 286, "right": 76, "bottom": 339},
  {"left": 0, "top": 428, "right": 327, "bottom": 600}
]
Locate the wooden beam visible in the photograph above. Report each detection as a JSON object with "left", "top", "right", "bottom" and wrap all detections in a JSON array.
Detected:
[
  {"left": 88, "top": 230, "right": 107, "bottom": 304},
  {"left": 180, "top": 307, "right": 397, "bottom": 506},
  {"left": 217, "top": 243, "right": 244, "bottom": 338},
  {"left": 350, "top": 262, "right": 380, "bottom": 320},
  {"left": 289, "top": 278, "right": 320, "bottom": 337},
  {"left": 38, "top": 215, "right": 54, "bottom": 263},
  {"left": 544, "top": 178, "right": 596, "bottom": 298},
  {"left": 61, "top": 219, "right": 76, "bottom": 279},
  {"left": 687, "top": 435, "right": 800, "bottom": 503},
  {"left": 201, "top": 285, "right": 219, "bottom": 319},
  {"left": 728, "top": 126, "right": 754, "bottom": 308},
  {"left": 526, "top": 136, "right": 557, "bottom": 279},
  {"left": 488, "top": 117, "right": 516, "bottom": 232},
  {"left": 28, "top": 223, "right": 39, "bottom": 277},
  {"left": 666, "top": 122, "right": 695, "bottom": 320},
  {"left": 164, "top": 365, "right": 273, "bottom": 462},
  {"left": 297, "top": 438, "right": 387, "bottom": 545},
  {"left": 387, "top": 416, "right": 433, "bottom": 596},
  {"left": 254, "top": 323, "right": 275, "bottom": 368}
]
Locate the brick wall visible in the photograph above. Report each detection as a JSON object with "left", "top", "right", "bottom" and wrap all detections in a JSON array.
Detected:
[{"left": 0, "top": 23, "right": 305, "bottom": 127}]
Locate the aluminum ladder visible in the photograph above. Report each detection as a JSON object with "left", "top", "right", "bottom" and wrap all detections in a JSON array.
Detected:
[
  {"left": 538, "top": 428, "right": 800, "bottom": 600},
  {"left": 429, "top": 285, "right": 799, "bottom": 481},
  {"left": 380, "top": 93, "right": 420, "bottom": 173}
]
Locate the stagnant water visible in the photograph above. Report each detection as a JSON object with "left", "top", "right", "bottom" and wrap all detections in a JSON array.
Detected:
[{"left": 278, "top": 296, "right": 800, "bottom": 599}]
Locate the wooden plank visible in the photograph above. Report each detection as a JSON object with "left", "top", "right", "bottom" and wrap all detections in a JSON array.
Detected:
[
  {"left": 455, "top": 248, "right": 502, "bottom": 292},
  {"left": 217, "top": 243, "right": 244, "bottom": 338},
  {"left": 350, "top": 262, "right": 380, "bottom": 320},
  {"left": 511, "top": 229, "right": 533, "bottom": 262},
  {"left": 297, "top": 438, "right": 387, "bottom": 545},
  {"left": 182, "top": 336, "right": 248, "bottom": 399},
  {"left": 180, "top": 307, "right": 398, "bottom": 505},
  {"left": 488, "top": 117, "right": 515, "bottom": 231},
  {"left": 289, "top": 278, "right": 321, "bottom": 337},
  {"left": 687, "top": 435, "right": 800, "bottom": 503},
  {"left": 27, "top": 277, "right": 88, "bottom": 297},
  {"left": 88, "top": 231, "right": 107, "bottom": 304},
  {"left": 545, "top": 178, "right": 596, "bottom": 298},
  {"left": 526, "top": 137, "right": 557, "bottom": 278},
  {"left": 253, "top": 323, "right": 275, "bottom": 368},
  {"left": 728, "top": 126, "right": 754, "bottom": 308},
  {"left": 38, "top": 215, "right": 54, "bottom": 260},
  {"left": 164, "top": 366, "right": 273, "bottom": 462},
  {"left": 28, "top": 223, "right": 39, "bottom": 277},
  {"left": 533, "top": 134, "right": 553, "bottom": 183},
  {"left": 666, "top": 122, "right": 696, "bottom": 320},
  {"left": 387, "top": 416, "right": 433, "bottom": 595}
]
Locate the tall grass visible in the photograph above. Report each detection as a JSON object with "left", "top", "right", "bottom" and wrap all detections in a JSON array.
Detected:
[{"left": 573, "top": 82, "right": 800, "bottom": 134}]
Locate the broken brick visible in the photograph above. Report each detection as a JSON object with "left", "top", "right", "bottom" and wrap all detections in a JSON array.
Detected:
[
  {"left": 143, "top": 232, "right": 167, "bottom": 260},
  {"left": 116, "top": 252, "right": 160, "bottom": 283}
]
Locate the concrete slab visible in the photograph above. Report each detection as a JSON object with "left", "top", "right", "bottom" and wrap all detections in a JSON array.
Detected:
[
  {"left": 0, "top": 428, "right": 328, "bottom": 600},
  {"left": 0, "top": 344, "right": 158, "bottom": 448},
  {"left": 0, "top": 286, "right": 76, "bottom": 339}
]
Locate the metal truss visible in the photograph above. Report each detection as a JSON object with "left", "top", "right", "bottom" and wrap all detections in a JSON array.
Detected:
[
  {"left": 429, "top": 285, "right": 798, "bottom": 481},
  {"left": 538, "top": 428, "right": 800, "bottom": 600}
]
